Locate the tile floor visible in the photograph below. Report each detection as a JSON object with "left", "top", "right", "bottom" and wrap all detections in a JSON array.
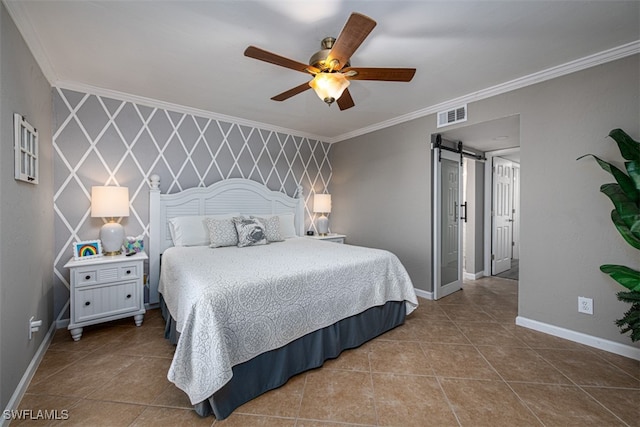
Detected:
[{"left": 13, "top": 277, "right": 640, "bottom": 426}]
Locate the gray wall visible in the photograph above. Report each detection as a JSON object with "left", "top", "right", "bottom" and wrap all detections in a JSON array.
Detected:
[
  {"left": 52, "top": 89, "right": 332, "bottom": 315},
  {"left": 330, "top": 120, "right": 431, "bottom": 289},
  {"left": 331, "top": 55, "right": 640, "bottom": 347},
  {"left": 0, "top": 3, "right": 54, "bottom": 410}
]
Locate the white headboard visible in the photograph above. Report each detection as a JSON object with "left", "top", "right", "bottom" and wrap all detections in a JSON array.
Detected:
[{"left": 148, "top": 176, "right": 304, "bottom": 305}]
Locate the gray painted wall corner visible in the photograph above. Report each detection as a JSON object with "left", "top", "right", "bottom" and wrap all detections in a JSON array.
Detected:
[{"left": 0, "top": 3, "right": 54, "bottom": 410}]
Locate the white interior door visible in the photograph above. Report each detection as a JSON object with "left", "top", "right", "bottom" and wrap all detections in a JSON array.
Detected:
[
  {"left": 433, "top": 148, "right": 463, "bottom": 299},
  {"left": 492, "top": 157, "right": 513, "bottom": 274}
]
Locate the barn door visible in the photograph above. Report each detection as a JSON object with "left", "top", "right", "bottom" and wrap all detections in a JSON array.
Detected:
[{"left": 433, "top": 147, "right": 463, "bottom": 299}]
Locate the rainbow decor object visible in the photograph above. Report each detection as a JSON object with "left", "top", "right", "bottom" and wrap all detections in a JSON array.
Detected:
[{"left": 73, "top": 240, "right": 103, "bottom": 260}]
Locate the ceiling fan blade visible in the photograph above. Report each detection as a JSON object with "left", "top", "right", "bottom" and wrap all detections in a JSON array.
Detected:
[
  {"left": 337, "top": 88, "right": 355, "bottom": 111},
  {"left": 244, "top": 46, "right": 319, "bottom": 74},
  {"left": 343, "top": 67, "right": 416, "bottom": 82},
  {"left": 327, "top": 13, "right": 377, "bottom": 70},
  {"left": 271, "top": 81, "right": 312, "bottom": 101}
]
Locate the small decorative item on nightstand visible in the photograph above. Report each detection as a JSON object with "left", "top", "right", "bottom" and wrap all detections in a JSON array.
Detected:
[
  {"left": 64, "top": 251, "right": 147, "bottom": 341},
  {"left": 125, "top": 234, "right": 144, "bottom": 255},
  {"left": 73, "top": 239, "right": 102, "bottom": 260}
]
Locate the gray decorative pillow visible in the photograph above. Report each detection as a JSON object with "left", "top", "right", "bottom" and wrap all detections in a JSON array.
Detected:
[
  {"left": 233, "top": 217, "right": 268, "bottom": 247},
  {"left": 205, "top": 218, "right": 238, "bottom": 248},
  {"left": 251, "top": 216, "right": 283, "bottom": 242}
]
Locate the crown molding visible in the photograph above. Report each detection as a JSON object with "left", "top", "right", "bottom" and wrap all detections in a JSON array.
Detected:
[
  {"left": 3, "top": 0, "right": 58, "bottom": 84},
  {"left": 54, "top": 80, "right": 328, "bottom": 143},
  {"left": 327, "top": 40, "right": 640, "bottom": 143},
  {"left": 11, "top": 0, "right": 636, "bottom": 147}
]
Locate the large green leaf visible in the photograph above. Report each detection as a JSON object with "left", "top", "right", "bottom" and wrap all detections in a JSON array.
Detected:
[
  {"left": 626, "top": 160, "right": 640, "bottom": 192},
  {"left": 611, "top": 210, "right": 640, "bottom": 250},
  {"left": 600, "top": 264, "right": 640, "bottom": 291},
  {"left": 609, "top": 129, "right": 640, "bottom": 161},
  {"left": 600, "top": 184, "right": 640, "bottom": 233},
  {"left": 577, "top": 154, "right": 638, "bottom": 201}
]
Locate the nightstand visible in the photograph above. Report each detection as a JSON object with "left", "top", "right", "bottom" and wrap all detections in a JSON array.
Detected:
[
  {"left": 306, "top": 233, "right": 346, "bottom": 244},
  {"left": 64, "top": 251, "right": 148, "bottom": 341}
]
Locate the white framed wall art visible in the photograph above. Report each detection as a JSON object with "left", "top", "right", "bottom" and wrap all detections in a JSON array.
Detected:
[{"left": 14, "top": 113, "right": 39, "bottom": 184}]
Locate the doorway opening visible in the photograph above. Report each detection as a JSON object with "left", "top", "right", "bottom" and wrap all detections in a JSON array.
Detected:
[
  {"left": 431, "top": 134, "right": 484, "bottom": 300},
  {"left": 431, "top": 115, "right": 521, "bottom": 298},
  {"left": 486, "top": 151, "right": 520, "bottom": 281}
]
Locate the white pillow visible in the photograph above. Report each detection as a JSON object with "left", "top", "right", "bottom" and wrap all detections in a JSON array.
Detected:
[
  {"left": 277, "top": 213, "right": 297, "bottom": 238},
  {"left": 169, "top": 214, "right": 238, "bottom": 246}
]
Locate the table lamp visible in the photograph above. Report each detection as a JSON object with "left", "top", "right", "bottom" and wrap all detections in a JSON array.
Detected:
[
  {"left": 313, "top": 193, "right": 331, "bottom": 236},
  {"left": 91, "top": 186, "right": 130, "bottom": 255}
]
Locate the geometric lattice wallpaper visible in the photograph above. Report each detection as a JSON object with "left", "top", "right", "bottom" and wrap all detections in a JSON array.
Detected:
[{"left": 52, "top": 87, "right": 331, "bottom": 313}]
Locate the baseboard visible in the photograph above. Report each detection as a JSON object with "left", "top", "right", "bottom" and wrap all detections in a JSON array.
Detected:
[
  {"left": 1, "top": 320, "right": 57, "bottom": 427},
  {"left": 414, "top": 288, "right": 433, "bottom": 300},
  {"left": 55, "top": 300, "right": 70, "bottom": 329},
  {"left": 1, "top": 301, "right": 72, "bottom": 426},
  {"left": 463, "top": 271, "right": 484, "bottom": 281},
  {"left": 516, "top": 316, "right": 640, "bottom": 361}
]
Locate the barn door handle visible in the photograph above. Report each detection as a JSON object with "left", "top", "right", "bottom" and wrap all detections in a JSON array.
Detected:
[{"left": 461, "top": 202, "right": 467, "bottom": 223}]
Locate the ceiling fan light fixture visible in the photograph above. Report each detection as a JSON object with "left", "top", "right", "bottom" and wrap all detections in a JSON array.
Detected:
[{"left": 309, "top": 72, "right": 350, "bottom": 106}]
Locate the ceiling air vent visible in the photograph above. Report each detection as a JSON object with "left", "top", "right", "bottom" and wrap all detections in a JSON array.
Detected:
[{"left": 437, "top": 104, "right": 467, "bottom": 128}]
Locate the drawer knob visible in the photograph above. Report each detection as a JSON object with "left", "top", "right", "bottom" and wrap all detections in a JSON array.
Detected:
[
  {"left": 85, "top": 275, "right": 91, "bottom": 280},
  {"left": 85, "top": 301, "right": 91, "bottom": 306},
  {"left": 126, "top": 270, "right": 131, "bottom": 275},
  {"left": 126, "top": 294, "right": 132, "bottom": 299}
]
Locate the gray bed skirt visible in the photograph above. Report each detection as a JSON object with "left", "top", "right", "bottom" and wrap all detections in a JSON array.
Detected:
[{"left": 161, "top": 297, "right": 406, "bottom": 420}]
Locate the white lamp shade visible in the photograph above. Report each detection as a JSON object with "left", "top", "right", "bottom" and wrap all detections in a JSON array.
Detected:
[
  {"left": 313, "top": 194, "right": 332, "bottom": 213},
  {"left": 91, "top": 186, "right": 130, "bottom": 218}
]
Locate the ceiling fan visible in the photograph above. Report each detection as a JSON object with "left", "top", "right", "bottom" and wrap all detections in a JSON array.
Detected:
[{"left": 244, "top": 12, "right": 416, "bottom": 111}]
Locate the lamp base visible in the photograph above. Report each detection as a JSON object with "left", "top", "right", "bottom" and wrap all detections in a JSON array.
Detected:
[
  {"left": 100, "top": 222, "right": 124, "bottom": 256},
  {"left": 316, "top": 215, "right": 329, "bottom": 236}
]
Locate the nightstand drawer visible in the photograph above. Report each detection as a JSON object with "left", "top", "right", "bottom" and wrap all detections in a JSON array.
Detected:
[
  {"left": 75, "top": 268, "right": 99, "bottom": 286},
  {"left": 74, "top": 281, "right": 141, "bottom": 323},
  {"left": 74, "top": 263, "right": 140, "bottom": 287},
  {"left": 118, "top": 263, "right": 140, "bottom": 280}
]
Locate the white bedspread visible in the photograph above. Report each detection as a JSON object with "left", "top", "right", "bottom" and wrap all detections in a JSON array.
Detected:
[{"left": 159, "top": 237, "right": 418, "bottom": 404}]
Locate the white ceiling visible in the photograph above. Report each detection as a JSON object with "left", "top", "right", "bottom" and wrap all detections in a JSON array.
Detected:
[
  {"left": 5, "top": 1, "right": 639, "bottom": 143},
  {"left": 441, "top": 115, "right": 520, "bottom": 154}
]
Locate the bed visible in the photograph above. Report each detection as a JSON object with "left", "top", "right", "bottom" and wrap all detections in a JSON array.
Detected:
[{"left": 148, "top": 176, "right": 418, "bottom": 419}]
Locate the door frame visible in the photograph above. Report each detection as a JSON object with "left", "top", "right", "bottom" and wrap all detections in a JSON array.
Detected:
[{"left": 483, "top": 147, "right": 521, "bottom": 276}]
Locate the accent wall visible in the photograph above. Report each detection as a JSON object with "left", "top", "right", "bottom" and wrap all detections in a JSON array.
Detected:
[{"left": 52, "top": 88, "right": 332, "bottom": 315}]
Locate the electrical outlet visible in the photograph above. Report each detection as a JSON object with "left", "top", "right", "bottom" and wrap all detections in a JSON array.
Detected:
[
  {"left": 578, "top": 297, "right": 593, "bottom": 315},
  {"left": 28, "top": 316, "right": 42, "bottom": 340}
]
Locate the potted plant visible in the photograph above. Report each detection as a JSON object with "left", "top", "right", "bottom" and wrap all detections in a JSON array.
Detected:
[{"left": 578, "top": 129, "right": 640, "bottom": 342}]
